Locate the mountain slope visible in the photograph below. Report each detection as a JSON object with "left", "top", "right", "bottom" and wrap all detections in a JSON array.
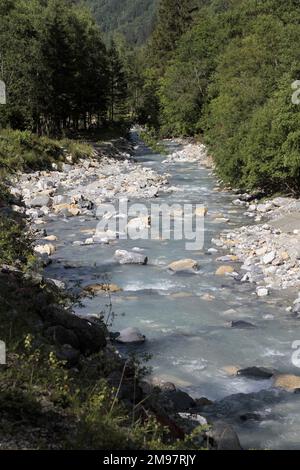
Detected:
[{"left": 82, "top": 0, "right": 158, "bottom": 44}]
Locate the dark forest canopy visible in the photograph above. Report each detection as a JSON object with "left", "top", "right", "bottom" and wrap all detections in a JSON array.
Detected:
[
  {"left": 0, "top": 0, "right": 128, "bottom": 134},
  {"left": 138, "top": 0, "right": 300, "bottom": 195},
  {"left": 80, "top": 0, "right": 158, "bottom": 45}
]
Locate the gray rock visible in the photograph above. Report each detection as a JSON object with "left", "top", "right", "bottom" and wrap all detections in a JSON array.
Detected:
[
  {"left": 240, "top": 412, "right": 262, "bottom": 422},
  {"left": 29, "top": 195, "right": 51, "bottom": 208},
  {"left": 237, "top": 366, "right": 275, "bottom": 379},
  {"left": 230, "top": 320, "right": 256, "bottom": 329},
  {"left": 52, "top": 195, "right": 71, "bottom": 205},
  {"left": 115, "top": 327, "right": 146, "bottom": 344},
  {"left": 164, "top": 389, "right": 196, "bottom": 412},
  {"left": 114, "top": 250, "right": 148, "bottom": 265},
  {"left": 256, "top": 286, "right": 269, "bottom": 297},
  {"left": 207, "top": 422, "right": 242, "bottom": 450},
  {"left": 41, "top": 308, "right": 107, "bottom": 355}
]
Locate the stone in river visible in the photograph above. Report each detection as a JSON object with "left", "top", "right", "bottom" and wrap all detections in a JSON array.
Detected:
[
  {"left": 216, "top": 255, "right": 239, "bottom": 262},
  {"left": 230, "top": 320, "right": 256, "bottom": 329},
  {"left": 28, "top": 194, "right": 51, "bottom": 208},
  {"left": 273, "top": 374, "right": 300, "bottom": 391},
  {"left": 34, "top": 243, "right": 56, "bottom": 256},
  {"left": 239, "top": 413, "right": 262, "bottom": 422},
  {"left": 195, "top": 207, "right": 208, "bottom": 217},
  {"left": 215, "top": 265, "right": 234, "bottom": 276},
  {"left": 201, "top": 293, "right": 215, "bottom": 301},
  {"left": 237, "top": 366, "right": 275, "bottom": 380},
  {"left": 83, "top": 283, "right": 123, "bottom": 295},
  {"left": 256, "top": 286, "right": 269, "bottom": 297},
  {"left": 127, "top": 216, "right": 151, "bottom": 231},
  {"left": 167, "top": 259, "right": 199, "bottom": 273},
  {"left": 115, "top": 327, "right": 146, "bottom": 344},
  {"left": 222, "top": 366, "right": 240, "bottom": 377},
  {"left": 53, "top": 203, "right": 80, "bottom": 217},
  {"left": 44, "top": 235, "right": 58, "bottom": 241},
  {"left": 114, "top": 249, "right": 148, "bottom": 265}
]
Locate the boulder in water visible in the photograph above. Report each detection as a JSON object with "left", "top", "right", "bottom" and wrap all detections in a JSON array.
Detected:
[
  {"left": 114, "top": 249, "right": 148, "bottom": 265},
  {"left": 115, "top": 327, "right": 146, "bottom": 344},
  {"left": 167, "top": 259, "right": 199, "bottom": 273},
  {"left": 273, "top": 374, "right": 300, "bottom": 391},
  {"left": 215, "top": 265, "right": 235, "bottom": 276},
  {"left": 237, "top": 366, "right": 275, "bottom": 380},
  {"left": 83, "top": 283, "right": 123, "bottom": 295},
  {"left": 230, "top": 320, "right": 256, "bottom": 329},
  {"left": 34, "top": 243, "right": 56, "bottom": 256}
]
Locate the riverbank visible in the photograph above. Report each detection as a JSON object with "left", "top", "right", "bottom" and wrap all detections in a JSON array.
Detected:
[
  {"left": 3, "top": 132, "right": 300, "bottom": 449},
  {"left": 1, "top": 132, "right": 243, "bottom": 450},
  {"left": 214, "top": 195, "right": 300, "bottom": 311}
]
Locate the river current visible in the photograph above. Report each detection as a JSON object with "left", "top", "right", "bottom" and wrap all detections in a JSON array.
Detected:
[{"left": 44, "top": 134, "right": 300, "bottom": 450}]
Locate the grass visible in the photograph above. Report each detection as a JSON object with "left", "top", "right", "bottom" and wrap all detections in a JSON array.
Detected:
[{"left": 0, "top": 129, "right": 94, "bottom": 174}]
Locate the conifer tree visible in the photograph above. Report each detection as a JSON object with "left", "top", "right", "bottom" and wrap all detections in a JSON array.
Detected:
[{"left": 107, "top": 41, "right": 127, "bottom": 122}]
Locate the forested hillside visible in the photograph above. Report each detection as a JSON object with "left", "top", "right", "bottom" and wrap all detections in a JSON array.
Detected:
[
  {"left": 139, "top": 0, "right": 300, "bottom": 195},
  {"left": 0, "top": 0, "right": 128, "bottom": 134},
  {"left": 81, "top": 0, "right": 158, "bottom": 44}
]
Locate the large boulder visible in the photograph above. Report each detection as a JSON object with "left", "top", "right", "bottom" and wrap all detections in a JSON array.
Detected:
[
  {"left": 41, "top": 307, "right": 107, "bottom": 355},
  {"left": 114, "top": 250, "right": 148, "bottom": 265},
  {"left": 167, "top": 259, "right": 199, "bottom": 273},
  {"left": 34, "top": 243, "right": 56, "bottom": 256},
  {"left": 115, "top": 327, "right": 145, "bottom": 344},
  {"left": 237, "top": 366, "right": 275, "bottom": 380},
  {"left": 207, "top": 422, "right": 242, "bottom": 450},
  {"left": 273, "top": 374, "right": 300, "bottom": 391},
  {"left": 163, "top": 389, "right": 196, "bottom": 412}
]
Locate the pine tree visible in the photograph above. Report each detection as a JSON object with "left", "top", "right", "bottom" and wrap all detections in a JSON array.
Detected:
[
  {"left": 107, "top": 41, "right": 127, "bottom": 122},
  {"left": 148, "top": 0, "right": 200, "bottom": 70}
]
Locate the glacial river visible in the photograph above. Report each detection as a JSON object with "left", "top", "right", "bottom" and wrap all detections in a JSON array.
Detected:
[{"left": 45, "top": 134, "right": 300, "bottom": 450}]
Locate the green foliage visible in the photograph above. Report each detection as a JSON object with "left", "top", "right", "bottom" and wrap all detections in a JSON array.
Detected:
[
  {"left": 107, "top": 41, "right": 128, "bottom": 122},
  {"left": 0, "top": 0, "right": 130, "bottom": 135},
  {"left": 81, "top": 0, "right": 158, "bottom": 45},
  {"left": 0, "top": 129, "right": 94, "bottom": 172},
  {"left": 0, "top": 213, "right": 32, "bottom": 266},
  {"left": 144, "top": 0, "right": 300, "bottom": 194},
  {"left": 139, "top": 127, "right": 166, "bottom": 154}
]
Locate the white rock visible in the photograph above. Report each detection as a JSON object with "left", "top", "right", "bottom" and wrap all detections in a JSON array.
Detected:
[
  {"left": 256, "top": 287, "right": 269, "bottom": 297},
  {"left": 262, "top": 251, "right": 276, "bottom": 265},
  {"left": 114, "top": 249, "right": 148, "bottom": 265},
  {"left": 116, "top": 327, "right": 146, "bottom": 344},
  {"left": 34, "top": 243, "right": 56, "bottom": 256}
]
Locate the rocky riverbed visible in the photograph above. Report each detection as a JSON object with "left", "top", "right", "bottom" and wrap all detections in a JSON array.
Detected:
[
  {"left": 214, "top": 195, "right": 300, "bottom": 312},
  {"left": 6, "top": 132, "right": 300, "bottom": 449}
]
